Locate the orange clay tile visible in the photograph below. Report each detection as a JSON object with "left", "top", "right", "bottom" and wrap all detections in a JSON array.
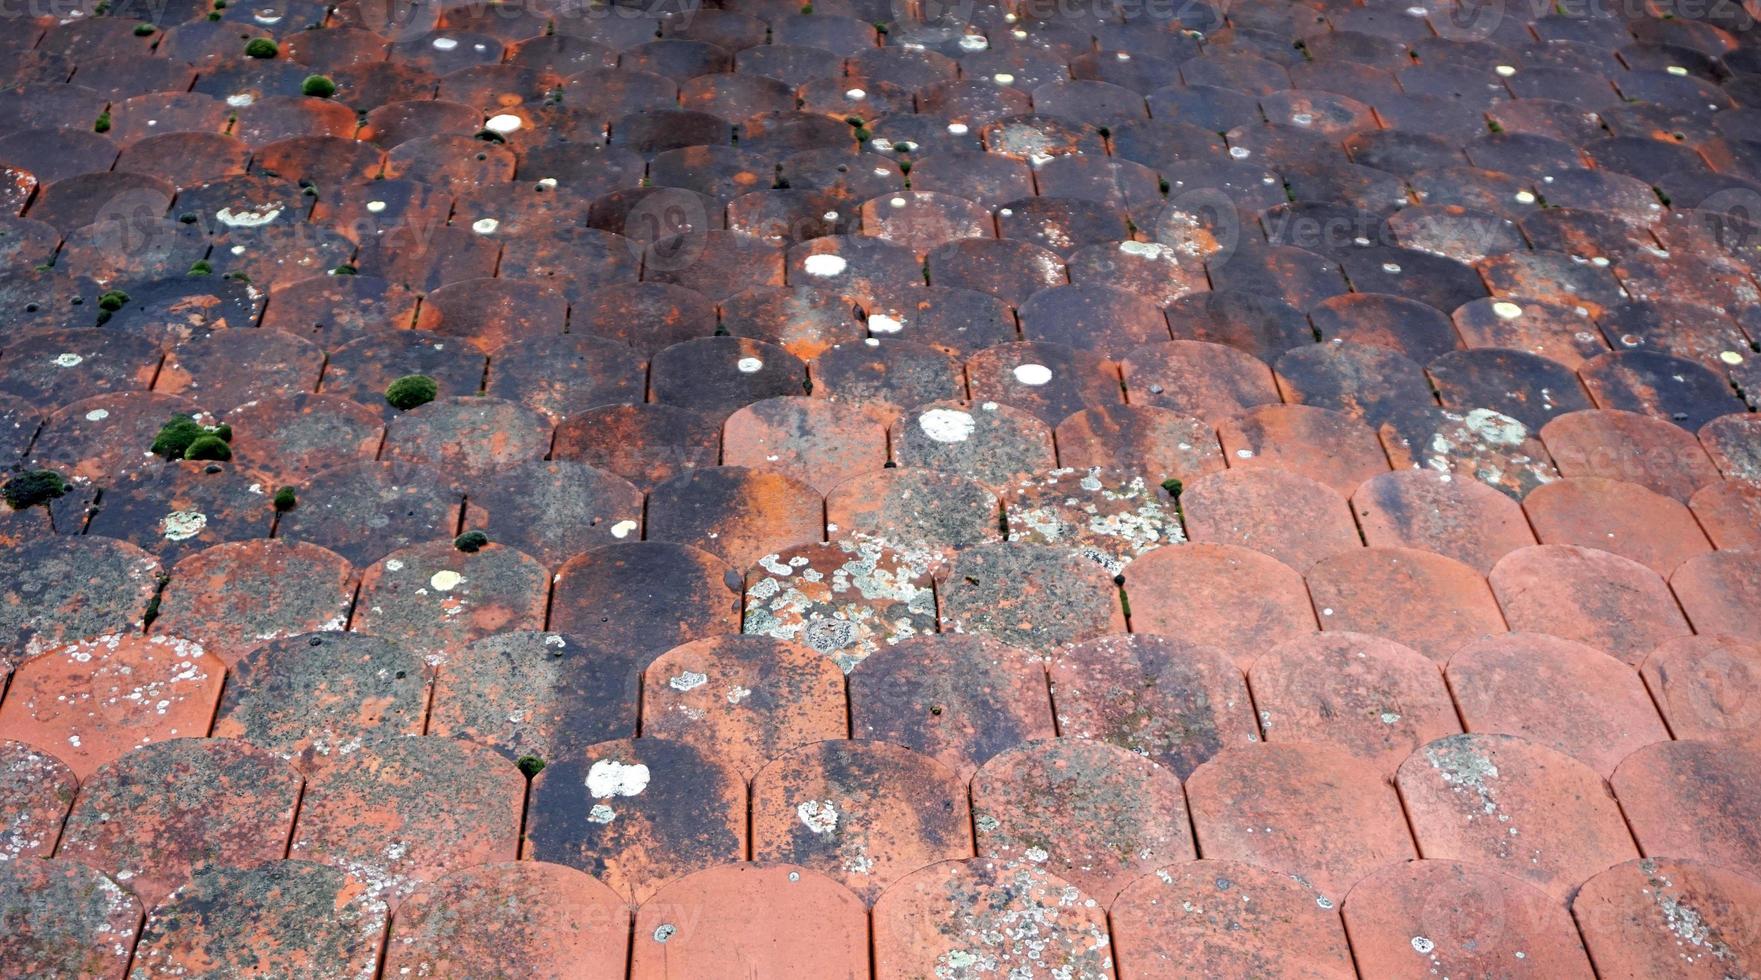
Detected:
[
  {"left": 1541, "top": 408, "right": 1723, "bottom": 503},
  {"left": 0, "top": 856, "right": 140, "bottom": 979},
  {"left": 1111, "top": 859, "right": 1355, "bottom": 979},
  {"left": 379, "top": 395, "right": 552, "bottom": 477},
  {"left": 1306, "top": 546, "right": 1508, "bottom": 662},
  {"left": 0, "top": 739, "right": 75, "bottom": 862},
  {"left": 1572, "top": 857, "right": 1761, "bottom": 978},
  {"left": 57, "top": 737, "right": 301, "bottom": 908},
  {"left": 1612, "top": 739, "right": 1761, "bottom": 872},
  {"left": 1489, "top": 544, "right": 1693, "bottom": 665},
  {"left": 971, "top": 739, "right": 1195, "bottom": 906},
  {"left": 871, "top": 859, "right": 1115, "bottom": 979},
  {"left": 849, "top": 633, "right": 1055, "bottom": 780},
  {"left": 1342, "top": 860, "right": 1595, "bottom": 979},
  {"left": 1249, "top": 632, "right": 1460, "bottom": 777},
  {"left": 549, "top": 542, "right": 741, "bottom": 666},
  {"left": 427, "top": 630, "right": 639, "bottom": 763},
  {"left": 384, "top": 861, "right": 630, "bottom": 980},
  {"left": 1185, "top": 741, "right": 1417, "bottom": 904},
  {"left": 1002, "top": 467, "right": 1185, "bottom": 575},
  {"left": 525, "top": 737, "right": 747, "bottom": 904},
  {"left": 459, "top": 459, "right": 645, "bottom": 569},
  {"left": 351, "top": 540, "right": 550, "bottom": 662},
  {"left": 1053, "top": 404, "right": 1228, "bottom": 488},
  {"left": 1447, "top": 632, "right": 1670, "bottom": 777},
  {"left": 1689, "top": 479, "right": 1761, "bottom": 552},
  {"left": 824, "top": 467, "right": 1001, "bottom": 576},
  {"left": 642, "top": 634, "right": 847, "bottom": 779},
  {"left": 645, "top": 464, "right": 824, "bottom": 570},
  {"left": 0, "top": 635, "right": 219, "bottom": 780},
  {"left": 1397, "top": 733, "right": 1639, "bottom": 901},
  {"left": 1671, "top": 551, "right": 1761, "bottom": 642},
  {"left": 152, "top": 538, "right": 355, "bottom": 666},
  {"left": 1120, "top": 340, "right": 1282, "bottom": 424},
  {"left": 1351, "top": 468, "right": 1537, "bottom": 574},
  {"left": 742, "top": 539, "right": 938, "bottom": 673},
  {"left": 1050, "top": 633, "right": 1259, "bottom": 779},
  {"left": 631, "top": 864, "right": 869, "bottom": 979},
  {"left": 1218, "top": 403, "right": 1392, "bottom": 497},
  {"left": 889, "top": 400, "right": 1059, "bottom": 491},
  {"left": 128, "top": 861, "right": 388, "bottom": 979},
  {"left": 289, "top": 735, "right": 524, "bottom": 907},
  {"left": 1640, "top": 634, "right": 1761, "bottom": 741},
  {"left": 937, "top": 541, "right": 1127, "bottom": 654},
  {"left": 0, "top": 536, "right": 160, "bottom": 669},
  {"left": 751, "top": 739, "right": 972, "bottom": 904},
  {"left": 1523, "top": 476, "right": 1712, "bottom": 575},
  {"left": 1125, "top": 542, "right": 1318, "bottom": 670},
  {"left": 721, "top": 395, "right": 888, "bottom": 494},
  {"left": 209, "top": 631, "right": 430, "bottom": 765},
  {"left": 1180, "top": 466, "right": 1359, "bottom": 571},
  {"left": 552, "top": 403, "right": 722, "bottom": 492}
]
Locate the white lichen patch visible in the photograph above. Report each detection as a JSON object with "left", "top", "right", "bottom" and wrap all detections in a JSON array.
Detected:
[
  {"left": 160, "top": 510, "right": 207, "bottom": 541},
  {"left": 1012, "top": 363, "right": 1053, "bottom": 386},
  {"left": 803, "top": 253, "right": 847, "bottom": 277},
  {"left": 53, "top": 352, "right": 83, "bottom": 367},
  {"left": 669, "top": 671, "right": 708, "bottom": 692},
  {"left": 428, "top": 570, "right": 463, "bottom": 592},
  {"left": 216, "top": 206, "right": 283, "bottom": 228},
  {"left": 797, "top": 799, "right": 839, "bottom": 834},
  {"left": 918, "top": 408, "right": 976, "bottom": 443},
  {"left": 1006, "top": 468, "right": 1184, "bottom": 575},
  {"left": 586, "top": 759, "right": 650, "bottom": 798},
  {"left": 744, "top": 539, "right": 936, "bottom": 673}
]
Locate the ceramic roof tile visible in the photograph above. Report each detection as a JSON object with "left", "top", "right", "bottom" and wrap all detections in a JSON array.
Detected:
[{"left": 0, "top": 857, "right": 141, "bottom": 980}]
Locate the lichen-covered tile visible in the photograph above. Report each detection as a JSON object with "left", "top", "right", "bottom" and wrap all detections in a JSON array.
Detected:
[
  {"left": 1003, "top": 467, "right": 1183, "bottom": 575},
  {"left": 210, "top": 631, "right": 429, "bottom": 764},
  {"left": 0, "top": 739, "right": 75, "bottom": 862},
  {"left": 938, "top": 541, "right": 1125, "bottom": 654},
  {"left": 0, "top": 856, "right": 139, "bottom": 980},
  {"left": 1572, "top": 857, "right": 1761, "bottom": 979},
  {"left": 1398, "top": 733, "right": 1639, "bottom": 900},
  {"left": 525, "top": 737, "right": 746, "bottom": 904},
  {"left": 890, "top": 400, "right": 1057, "bottom": 491},
  {"left": 0, "top": 635, "right": 219, "bottom": 780},
  {"left": 742, "top": 539, "right": 936, "bottom": 674},
  {"left": 0, "top": 536, "right": 160, "bottom": 669},
  {"left": 823, "top": 467, "right": 1000, "bottom": 576},
  {"left": 352, "top": 540, "right": 549, "bottom": 662},
  {"left": 58, "top": 737, "right": 301, "bottom": 907}
]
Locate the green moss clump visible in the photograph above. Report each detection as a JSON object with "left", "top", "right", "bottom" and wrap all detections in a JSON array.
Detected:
[
  {"left": 454, "top": 530, "right": 489, "bottom": 552},
  {"left": 300, "top": 74, "right": 336, "bottom": 98},
  {"left": 152, "top": 415, "right": 232, "bottom": 459},
  {"left": 183, "top": 434, "right": 232, "bottom": 461},
  {"left": 133, "top": 22, "right": 156, "bottom": 35},
  {"left": 97, "top": 289, "right": 129, "bottom": 312},
  {"left": 517, "top": 755, "right": 546, "bottom": 778},
  {"left": 2, "top": 470, "right": 68, "bottom": 510},
  {"left": 94, "top": 110, "right": 111, "bottom": 133},
  {"left": 1160, "top": 478, "right": 1183, "bottom": 497},
  {"left": 188, "top": 259, "right": 213, "bottom": 276},
  {"left": 385, "top": 374, "right": 438, "bottom": 410},
  {"left": 273, "top": 485, "right": 298, "bottom": 512},
  {"left": 330, "top": 264, "right": 356, "bottom": 275},
  {"left": 244, "top": 37, "right": 278, "bottom": 58}
]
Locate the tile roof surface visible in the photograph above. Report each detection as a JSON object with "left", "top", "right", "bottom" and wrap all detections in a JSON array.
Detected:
[{"left": 1, "top": 0, "right": 1760, "bottom": 973}]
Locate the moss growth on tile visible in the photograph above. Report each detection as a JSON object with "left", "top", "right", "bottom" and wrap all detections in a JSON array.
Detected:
[
  {"left": 273, "top": 486, "right": 298, "bottom": 512},
  {"left": 189, "top": 259, "right": 213, "bottom": 276},
  {"left": 244, "top": 37, "right": 278, "bottom": 58},
  {"left": 93, "top": 110, "right": 111, "bottom": 133},
  {"left": 517, "top": 754, "right": 546, "bottom": 778},
  {"left": 454, "top": 530, "right": 489, "bottom": 552},
  {"left": 385, "top": 374, "right": 438, "bottom": 410},
  {"left": 301, "top": 74, "right": 336, "bottom": 98},
  {"left": 152, "top": 415, "right": 232, "bottom": 459},
  {"left": 183, "top": 434, "right": 232, "bottom": 461},
  {"left": 2, "top": 469, "right": 68, "bottom": 510},
  {"left": 97, "top": 289, "right": 129, "bottom": 312},
  {"left": 133, "top": 22, "right": 156, "bottom": 35}
]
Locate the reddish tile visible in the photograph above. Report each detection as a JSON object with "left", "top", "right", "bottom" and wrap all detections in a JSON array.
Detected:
[
  {"left": 1448, "top": 632, "right": 1670, "bottom": 777},
  {"left": 752, "top": 739, "right": 971, "bottom": 904},
  {"left": 380, "top": 395, "right": 551, "bottom": 477},
  {"left": 1690, "top": 480, "right": 1761, "bottom": 551},
  {"left": 223, "top": 393, "right": 385, "bottom": 487},
  {"left": 722, "top": 396, "right": 888, "bottom": 494},
  {"left": 0, "top": 328, "right": 160, "bottom": 410},
  {"left": 525, "top": 737, "right": 746, "bottom": 904},
  {"left": 1126, "top": 543, "right": 1317, "bottom": 670},
  {"left": 550, "top": 542, "right": 740, "bottom": 666},
  {"left": 1672, "top": 551, "right": 1761, "bottom": 642},
  {"left": 632, "top": 863, "right": 866, "bottom": 977},
  {"left": 0, "top": 856, "right": 140, "bottom": 980},
  {"left": 1642, "top": 634, "right": 1761, "bottom": 742},
  {"left": 871, "top": 859, "right": 1114, "bottom": 978},
  {"left": 890, "top": 400, "right": 1057, "bottom": 491},
  {"left": 1352, "top": 468, "right": 1536, "bottom": 574},
  {"left": 1250, "top": 631, "right": 1459, "bottom": 777},
  {"left": 1398, "top": 733, "right": 1639, "bottom": 900},
  {"left": 1218, "top": 403, "right": 1389, "bottom": 496},
  {"left": 938, "top": 541, "right": 1126, "bottom": 653},
  {"left": 1490, "top": 544, "right": 1693, "bottom": 665},
  {"left": 1121, "top": 340, "right": 1282, "bottom": 424},
  {"left": 461, "top": 459, "right": 644, "bottom": 569},
  {"left": 0, "top": 536, "right": 160, "bottom": 668},
  {"left": 824, "top": 467, "right": 1000, "bottom": 575},
  {"left": 1111, "top": 859, "right": 1354, "bottom": 979},
  {"left": 722, "top": 285, "right": 865, "bottom": 361},
  {"left": 965, "top": 341, "right": 1122, "bottom": 428},
  {"left": 155, "top": 330, "right": 324, "bottom": 414},
  {"left": 0, "top": 739, "right": 75, "bottom": 862},
  {"left": 1307, "top": 546, "right": 1507, "bottom": 662},
  {"left": 58, "top": 737, "right": 301, "bottom": 907},
  {"left": 1524, "top": 476, "right": 1712, "bottom": 575},
  {"left": 1452, "top": 296, "right": 1607, "bottom": 370},
  {"left": 352, "top": 540, "right": 549, "bottom": 662},
  {"left": 1573, "top": 857, "right": 1761, "bottom": 979},
  {"left": 428, "top": 630, "right": 639, "bottom": 763},
  {"left": 31, "top": 392, "right": 210, "bottom": 484},
  {"left": 1016, "top": 282, "right": 1173, "bottom": 359},
  {"left": 810, "top": 338, "right": 967, "bottom": 427},
  {"left": 1275, "top": 341, "right": 1436, "bottom": 429},
  {"left": 1699, "top": 413, "right": 1761, "bottom": 481},
  {"left": 0, "top": 635, "right": 219, "bottom": 780},
  {"left": 1342, "top": 861, "right": 1595, "bottom": 979},
  {"left": 1181, "top": 467, "right": 1358, "bottom": 571},
  {"left": 645, "top": 465, "right": 823, "bottom": 570},
  {"left": 642, "top": 635, "right": 847, "bottom": 780},
  {"left": 1616, "top": 737, "right": 1761, "bottom": 871},
  {"left": 1187, "top": 741, "right": 1417, "bottom": 903},
  {"left": 83, "top": 461, "right": 272, "bottom": 564},
  {"left": 210, "top": 631, "right": 429, "bottom": 764},
  {"left": 1050, "top": 633, "right": 1258, "bottom": 779},
  {"left": 290, "top": 735, "right": 522, "bottom": 906},
  {"left": 553, "top": 403, "right": 721, "bottom": 492},
  {"left": 1541, "top": 408, "right": 1722, "bottom": 503},
  {"left": 130, "top": 861, "right": 387, "bottom": 978},
  {"left": 386, "top": 862, "right": 629, "bottom": 979}
]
